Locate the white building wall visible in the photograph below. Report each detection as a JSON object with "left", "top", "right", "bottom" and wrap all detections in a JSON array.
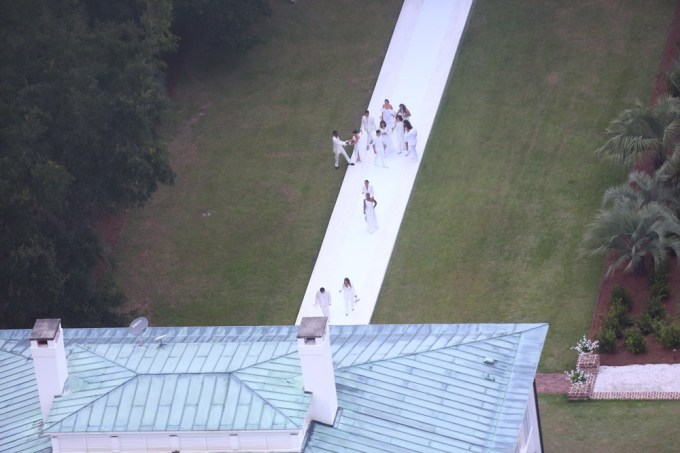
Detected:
[
  {"left": 50, "top": 429, "right": 305, "bottom": 453},
  {"left": 30, "top": 322, "right": 69, "bottom": 421},
  {"left": 514, "top": 387, "right": 542, "bottom": 453}
]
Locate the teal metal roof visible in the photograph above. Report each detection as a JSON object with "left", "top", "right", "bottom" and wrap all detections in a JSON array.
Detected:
[
  {"left": 0, "top": 331, "right": 51, "bottom": 453},
  {"left": 305, "top": 323, "right": 548, "bottom": 453},
  {"left": 45, "top": 327, "right": 309, "bottom": 433},
  {"left": 0, "top": 323, "right": 547, "bottom": 453}
]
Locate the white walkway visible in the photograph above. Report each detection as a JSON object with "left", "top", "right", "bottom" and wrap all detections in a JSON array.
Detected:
[
  {"left": 296, "top": 0, "right": 473, "bottom": 325},
  {"left": 594, "top": 364, "right": 680, "bottom": 393}
]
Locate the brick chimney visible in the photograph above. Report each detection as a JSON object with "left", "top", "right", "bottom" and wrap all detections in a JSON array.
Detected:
[
  {"left": 30, "top": 319, "right": 68, "bottom": 421},
  {"left": 297, "top": 317, "right": 338, "bottom": 425}
]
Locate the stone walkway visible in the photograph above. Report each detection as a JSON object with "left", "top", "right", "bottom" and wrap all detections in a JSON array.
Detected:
[{"left": 535, "top": 373, "right": 570, "bottom": 394}]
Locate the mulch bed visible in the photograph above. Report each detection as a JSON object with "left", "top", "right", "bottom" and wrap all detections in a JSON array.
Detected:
[
  {"left": 586, "top": 1, "right": 680, "bottom": 368},
  {"left": 588, "top": 260, "right": 680, "bottom": 366}
]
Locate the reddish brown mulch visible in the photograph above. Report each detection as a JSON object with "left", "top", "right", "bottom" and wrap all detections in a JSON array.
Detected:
[
  {"left": 588, "top": 259, "right": 680, "bottom": 366},
  {"left": 587, "top": 2, "right": 680, "bottom": 367}
]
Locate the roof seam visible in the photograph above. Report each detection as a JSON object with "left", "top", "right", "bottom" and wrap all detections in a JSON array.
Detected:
[{"left": 230, "top": 352, "right": 303, "bottom": 427}]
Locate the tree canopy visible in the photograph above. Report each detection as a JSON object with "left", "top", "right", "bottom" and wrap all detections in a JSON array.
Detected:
[{"left": 0, "top": 0, "right": 271, "bottom": 329}]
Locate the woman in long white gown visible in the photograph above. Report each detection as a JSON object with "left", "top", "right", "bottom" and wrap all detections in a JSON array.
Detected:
[
  {"left": 379, "top": 120, "right": 397, "bottom": 156},
  {"left": 363, "top": 193, "right": 378, "bottom": 233},
  {"left": 398, "top": 103, "right": 411, "bottom": 123},
  {"left": 404, "top": 120, "right": 418, "bottom": 160},
  {"left": 339, "top": 277, "right": 358, "bottom": 316},
  {"left": 393, "top": 114, "right": 405, "bottom": 154},
  {"left": 381, "top": 99, "right": 396, "bottom": 130}
]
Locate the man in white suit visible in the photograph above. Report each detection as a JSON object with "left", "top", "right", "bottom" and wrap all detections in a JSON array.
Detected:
[
  {"left": 332, "top": 130, "right": 353, "bottom": 169},
  {"left": 314, "top": 287, "right": 331, "bottom": 319},
  {"left": 362, "top": 179, "right": 374, "bottom": 198},
  {"left": 370, "top": 130, "right": 388, "bottom": 168},
  {"left": 360, "top": 110, "right": 377, "bottom": 140}
]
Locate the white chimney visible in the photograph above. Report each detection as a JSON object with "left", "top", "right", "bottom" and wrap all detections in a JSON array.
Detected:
[
  {"left": 30, "top": 319, "right": 68, "bottom": 421},
  {"left": 297, "top": 317, "right": 338, "bottom": 425}
]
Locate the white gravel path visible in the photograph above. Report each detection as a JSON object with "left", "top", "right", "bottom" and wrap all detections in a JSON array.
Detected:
[{"left": 593, "top": 364, "right": 680, "bottom": 392}]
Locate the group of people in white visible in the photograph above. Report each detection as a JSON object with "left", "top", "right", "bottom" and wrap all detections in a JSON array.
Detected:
[
  {"left": 331, "top": 99, "right": 418, "bottom": 170},
  {"left": 314, "top": 277, "right": 359, "bottom": 318},
  {"left": 321, "top": 100, "right": 417, "bottom": 320}
]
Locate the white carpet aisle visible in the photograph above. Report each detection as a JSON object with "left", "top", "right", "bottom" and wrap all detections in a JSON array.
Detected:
[{"left": 296, "top": 0, "right": 473, "bottom": 325}]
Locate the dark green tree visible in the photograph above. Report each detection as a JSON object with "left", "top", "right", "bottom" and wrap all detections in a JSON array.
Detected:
[{"left": 0, "top": 0, "right": 175, "bottom": 328}]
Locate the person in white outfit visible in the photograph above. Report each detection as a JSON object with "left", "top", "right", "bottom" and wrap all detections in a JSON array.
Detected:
[
  {"left": 362, "top": 179, "right": 374, "bottom": 198},
  {"left": 393, "top": 114, "right": 405, "bottom": 154},
  {"left": 370, "top": 130, "right": 388, "bottom": 168},
  {"left": 339, "top": 277, "right": 358, "bottom": 316},
  {"left": 379, "top": 120, "right": 397, "bottom": 156},
  {"left": 360, "top": 110, "right": 377, "bottom": 139},
  {"left": 403, "top": 120, "right": 418, "bottom": 161},
  {"left": 332, "top": 130, "right": 354, "bottom": 169},
  {"left": 398, "top": 103, "right": 411, "bottom": 122},
  {"left": 349, "top": 129, "right": 365, "bottom": 163},
  {"left": 314, "top": 287, "right": 331, "bottom": 319},
  {"left": 381, "top": 99, "right": 396, "bottom": 130},
  {"left": 363, "top": 193, "right": 378, "bottom": 233}
]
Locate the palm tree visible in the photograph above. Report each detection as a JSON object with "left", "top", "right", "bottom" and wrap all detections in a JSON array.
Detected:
[
  {"left": 595, "top": 94, "right": 680, "bottom": 169},
  {"left": 602, "top": 170, "right": 680, "bottom": 211},
  {"left": 582, "top": 202, "right": 680, "bottom": 276}
]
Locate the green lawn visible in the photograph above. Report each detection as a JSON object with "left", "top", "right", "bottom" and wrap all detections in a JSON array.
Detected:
[
  {"left": 539, "top": 395, "right": 680, "bottom": 452},
  {"left": 114, "top": 0, "right": 675, "bottom": 373},
  {"left": 374, "top": 0, "right": 676, "bottom": 371},
  {"left": 113, "top": 1, "right": 403, "bottom": 326}
]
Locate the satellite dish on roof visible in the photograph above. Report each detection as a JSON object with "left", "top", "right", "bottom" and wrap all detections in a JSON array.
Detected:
[
  {"left": 129, "top": 316, "right": 148, "bottom": 335},
  {"left": 153, "top": 334, "right": 168, "bottom": 349},
  {"left": 129, "top": 316, "right": 149, "bottom": 345}
]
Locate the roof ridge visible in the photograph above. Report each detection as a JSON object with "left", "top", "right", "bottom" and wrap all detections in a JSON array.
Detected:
[
  {"left": 231, "top": 351, "right": 304, "bottom": 427},
  {"left": 335, "top": 324, "right": 547, "bottom": 370},
  {"left": 44, "top": 346, "right": 137, "bottom": 432},
  {"left": 0, "top": 340, "right": 32, "bottom": 361}
]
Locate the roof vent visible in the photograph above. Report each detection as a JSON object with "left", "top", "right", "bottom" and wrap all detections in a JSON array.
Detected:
[
  {"left": 483, "top": 357, "right": 495, "bottom": 365},
  {"left": 484, "top": 373, "right": 496, "bottom": 382}
]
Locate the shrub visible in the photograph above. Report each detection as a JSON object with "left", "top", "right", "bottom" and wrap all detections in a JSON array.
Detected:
[
  {"left": 611, "top": 284, "right": 633, "bottom": 311},
  {"left": 644, "top": 298, "right": 667, "bottom": 320},
  {"left": 649, "top": 261, "right": 671, "bottom": 302},
  {"left": 650, "top": 279, "right": 671, "bottom": 302},
  {"left": 634, "top": 312, "right": 660, "bottom": 336},
  {"left": 610, "top": 299, "right": 628, "bottom": 319},
  {"left": 597, "top": 328, "right": 617, "bottom": 353},
  {"left": 600, "top": 313, "right": 625, "bottom": 339},
  {"left": 609, "top": 300, "right": 632, "bottom": 331},
  {"left": 657, "top": 321, "right": 680, "bottom": 349},
  {"left": 624, "top": 328, "right": 647, "bottom": 354}
]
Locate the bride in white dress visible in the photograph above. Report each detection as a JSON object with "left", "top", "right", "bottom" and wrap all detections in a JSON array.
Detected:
[
  {"left": 363, "top": 193, "right": 378, "bottom": 233},
  {"left": 379, "top": 120, "right": 397, "bottom": 156}
]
